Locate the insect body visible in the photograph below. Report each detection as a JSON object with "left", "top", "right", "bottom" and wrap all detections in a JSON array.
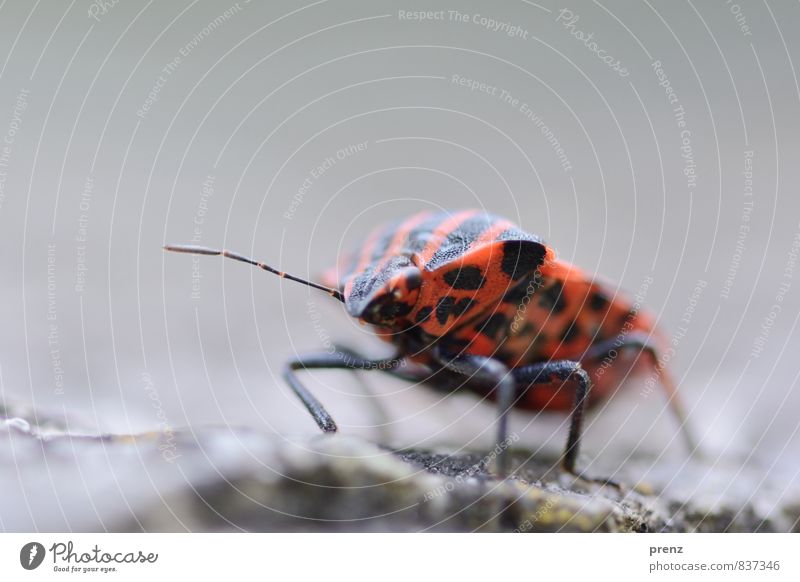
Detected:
[{"left": 165, "top": 209, "right": 694, "bottom": 477}]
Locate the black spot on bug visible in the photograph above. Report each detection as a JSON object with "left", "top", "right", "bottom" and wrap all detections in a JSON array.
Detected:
[
  {"left": 538, "top": 281, "right": 567, "bottom": 314},
  {"left": 519, "top": 322, "right": 536, "bottom": 336},
  {"left": 589, "top": 291, "right": 610, "bottom": 311},
  {"left": 501, "top": 240, "right": 546, "bottom": 280},
  {"left": 502, "top": 281, "right": 530, "bottom": 303},
  {"left": 477, "top": 313, "right": 508, "bottom": 338},
  {"left": 443, "top": 266, "right": 485, "bottom": 290},
  {"left": 560, "top": 320, "right": 581, "bottom": 344},
  {"left": 415, "top": 306, "right": 433, "bottom": 324},
  {"left": 433, "top": 296, "right": 476, "bottom": 325},
  {"left": 436, "top": 296, "right": 457, "bottom": 325},
  {"left": 454, "top": 298, "right": 476, "bottom": 316},
  {"left": 502, "top": 271, "right": 545, "bottom": 303}
]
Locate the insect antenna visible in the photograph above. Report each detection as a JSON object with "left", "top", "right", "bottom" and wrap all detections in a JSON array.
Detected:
[{"left": 163, "top": 244, "right": 344, "bottom": 302}]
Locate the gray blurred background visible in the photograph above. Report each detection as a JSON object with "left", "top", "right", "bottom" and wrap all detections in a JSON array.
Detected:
[{"left": 1, "top": 0, "right": 799, "bottom": 505}]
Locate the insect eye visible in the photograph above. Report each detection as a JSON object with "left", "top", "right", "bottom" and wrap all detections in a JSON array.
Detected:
[
  {"left": 364, "top": 295, "right": 394, "bottom": 323},
  {"left": 353, "top": 266, "right": 422, "bottom": 326},
  {"left": 363, "top": 292, "right": 415, "bottom": 326}
]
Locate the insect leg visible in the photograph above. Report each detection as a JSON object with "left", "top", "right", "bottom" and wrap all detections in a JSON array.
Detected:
[
  {"left": 283, "top": 351, "right": 404, "bottom": 433},
  {"left": 582, "top": 331, "right": 698, "bottom": 453},
  {"left": 510, "top": 361, "right": 591, "bottom": 475},
  {"left": 429, "top": 349, "right": 517, "bottom": 476}
]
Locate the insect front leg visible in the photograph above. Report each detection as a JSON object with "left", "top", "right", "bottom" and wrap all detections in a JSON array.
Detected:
[
  {"left": 429, "top": 348, "right": 517, "bottom": 477},
  {"left": 510, "top": 361, "right": 591, "bottom": 475},
  {"left": 283, "top": 350, "right": 404, "bottom": 433}
]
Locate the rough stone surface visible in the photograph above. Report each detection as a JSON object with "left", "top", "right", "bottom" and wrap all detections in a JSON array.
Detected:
[{"left": 1, "top": 401, "right": 798, "bottom": 532}]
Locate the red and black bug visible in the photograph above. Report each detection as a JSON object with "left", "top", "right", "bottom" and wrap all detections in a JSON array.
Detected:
[{"left": 165, "top": 209, "right": 695, "bottom": 477}]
